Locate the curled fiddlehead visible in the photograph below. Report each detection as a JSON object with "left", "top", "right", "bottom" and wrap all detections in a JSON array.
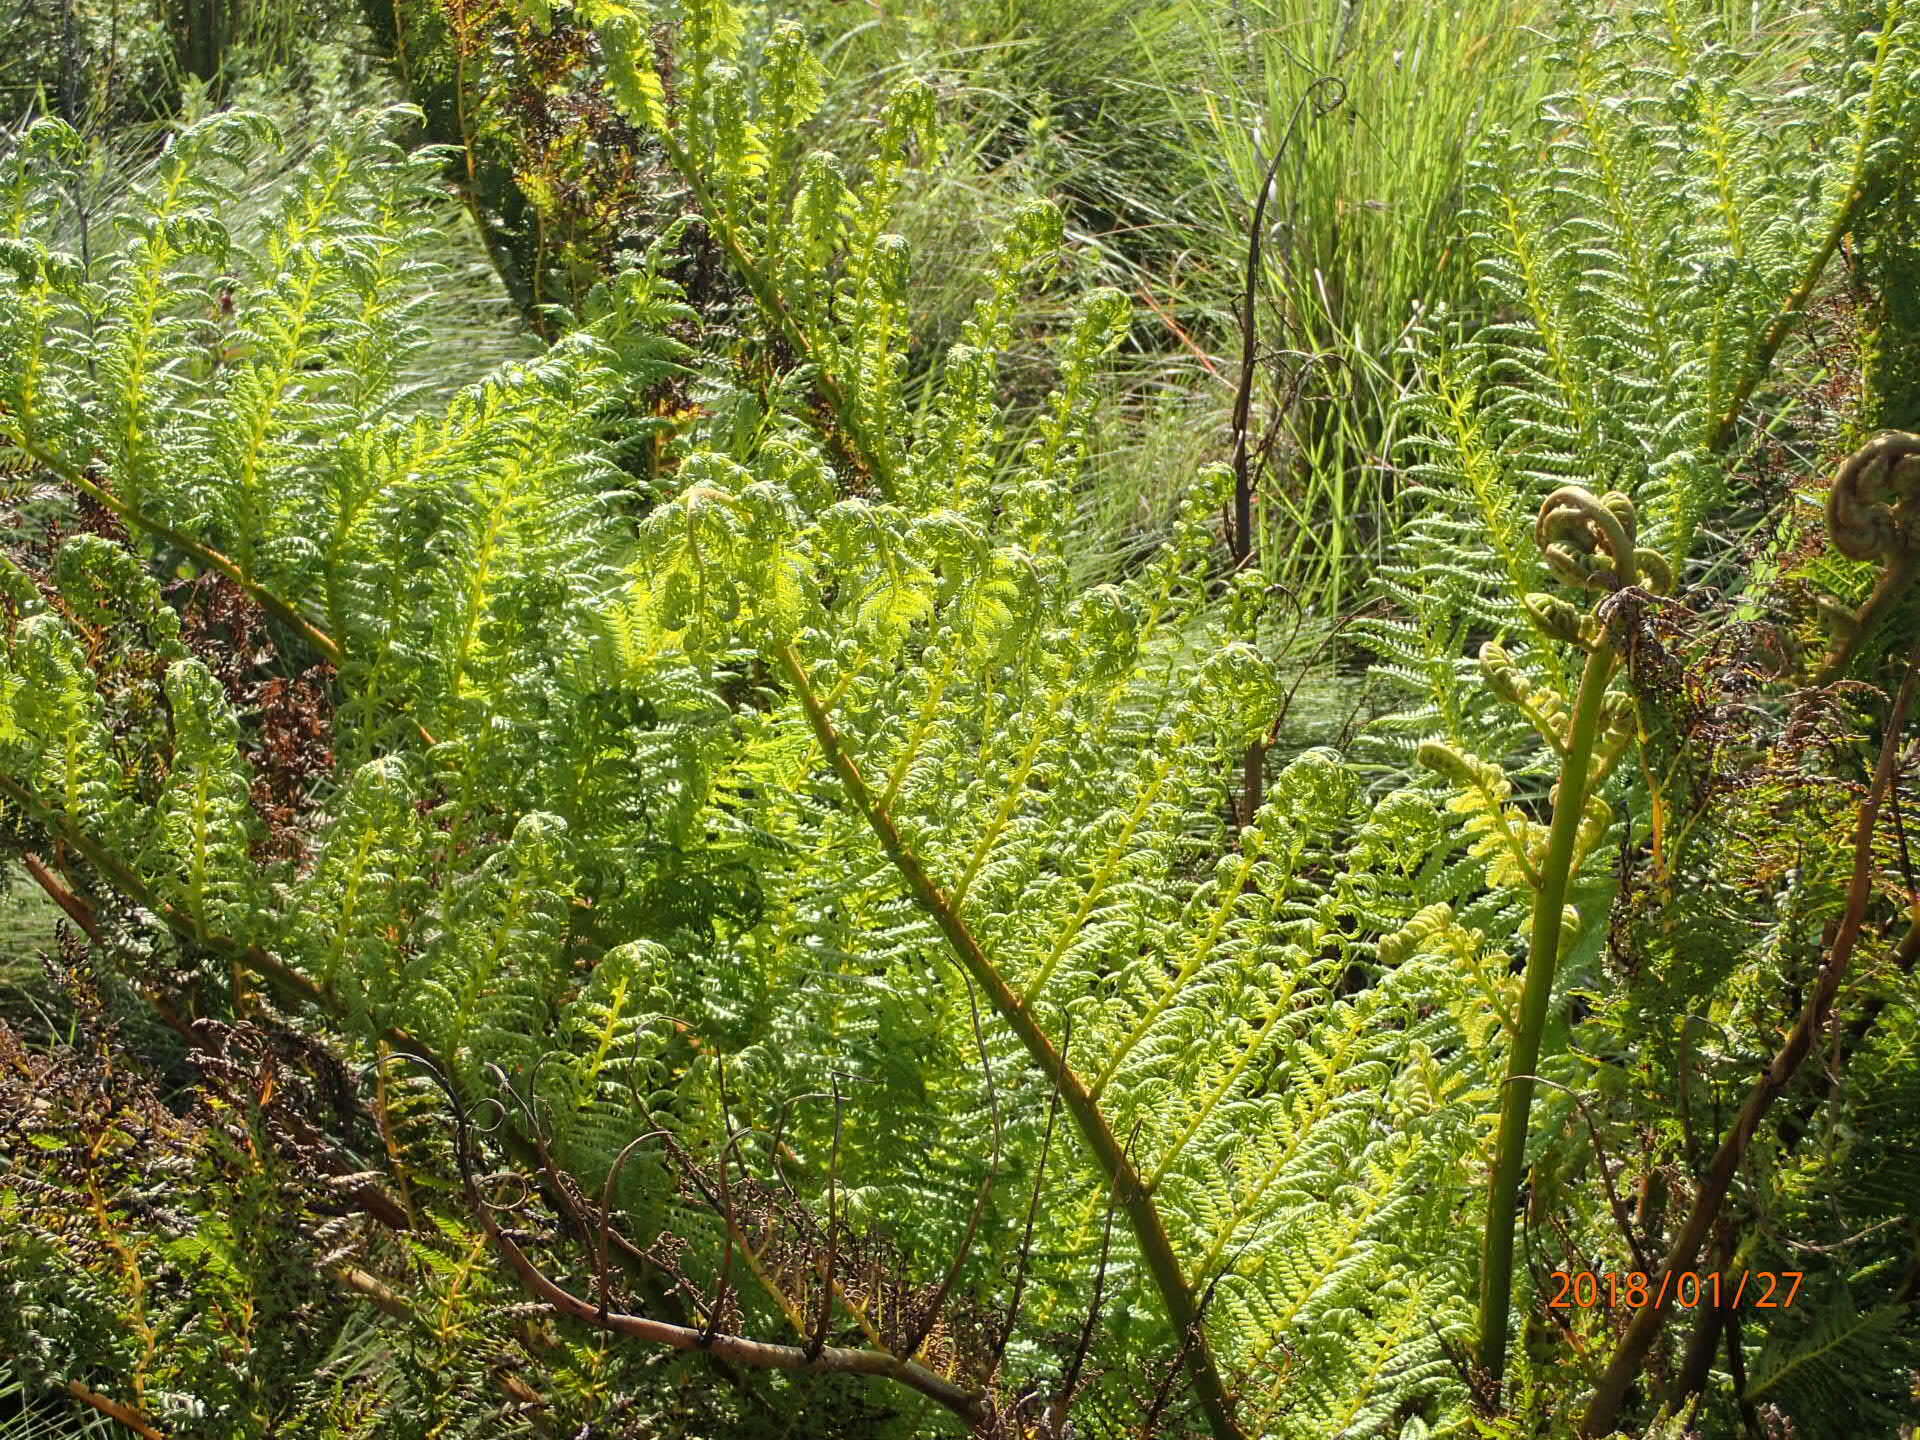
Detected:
[
  {"left": 1816, "top": 431, "right": 1920, "bottom": 682},
  {"left": 1537, "top": 485, "right": 1634, "bottom": 590},
  {"left": 1828, "top": 430, "right": 1920, "bottom": 561},
  {"left": 1523, "top": 590, "right": 1594, "bottom": 648},
  {"left": 1536, "top": 485, "right": 1674, "bottom": 596}
]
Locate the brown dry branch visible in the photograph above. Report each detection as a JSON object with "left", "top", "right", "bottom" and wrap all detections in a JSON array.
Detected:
[
  {"left": 1579, "top": 638, "right": 1920, "bottom": 1436},
  {"left": 20, "top": 851, "right": 102, "bottom": 942},
  {"left": 5, "top": 772, "right": 892, "bottom": 1418},
  {"left": 404, "top": 1053, "right": 999, "bottom": 1430}
]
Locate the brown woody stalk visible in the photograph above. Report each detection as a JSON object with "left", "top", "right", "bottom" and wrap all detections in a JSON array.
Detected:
[
  {"left": 1579, "top": 640, "right": 1920, "bottom": 1436},
  {"left": 66, "top": 1380, "right": 166, "bottom": 1440},
  {"left": 429, "top": 1059, "right": 991, "bottom": 1428}
]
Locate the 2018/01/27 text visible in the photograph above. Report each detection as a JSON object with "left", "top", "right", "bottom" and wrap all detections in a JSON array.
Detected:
[{"left": 1546, "top": 1270, "right": 1803, "bottom": 1311}]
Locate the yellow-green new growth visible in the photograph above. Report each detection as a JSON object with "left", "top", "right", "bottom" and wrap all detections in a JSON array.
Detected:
[{"left": 1475, "top": 484, "right": 1668, "bottom": 1389}]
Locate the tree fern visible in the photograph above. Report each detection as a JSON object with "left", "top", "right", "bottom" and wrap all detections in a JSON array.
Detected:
[{"left": 5, "top": 4, "right": 1920, "bottom": 1438}]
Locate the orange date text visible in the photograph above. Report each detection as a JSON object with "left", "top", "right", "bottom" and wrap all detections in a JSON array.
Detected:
[{"left": 1544, "top": 1270, "right": 1802, "bottom": 1310}]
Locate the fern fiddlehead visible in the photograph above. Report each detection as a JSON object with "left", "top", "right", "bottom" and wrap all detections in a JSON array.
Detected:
[
  {"left": 1471, "top": 484, "right": 1670, "bottom": 1388},
  {"left": 1815, "top": 430, "right": 1920, "bottom": 683}
]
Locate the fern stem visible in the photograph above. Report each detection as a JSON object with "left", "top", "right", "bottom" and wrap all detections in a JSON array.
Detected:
[
  {"left": 0, "top": 774, "right": 348, "bottom": 1024},
  {"left": 1466, "top": 767, "right": 1545, "bottom": 891},
  {"left": 1020, "top": 748, "right": 1176, "bottom": 1005},
  {"left": 948, "top": 685, "right": 1070, "bottom": 912},
  {"left": 1815, "top": 550, "right": 1919, "bottom": 685},
  {"left": 653, "top": 129, "right": 902, "bottom": 501},
  {"left": 1580, "top": 642, "right": 1920, "bottom": 1436},
  {"left": 1147, "top": 981, "right": 1299, "bottom": 1191},
  {"left": 4, "top": 773, "right": 829, "bottom": 1395},
  {"left": 878, "top": 646, "right": 960, "bottom": 811},
  {"left": 1704, "top": 192, "right": 1865, "bottom": 455},
  {"left": 1092, "top": 844, "right": 1260, "bottom": 1099},
  {"left": 1477, "top": 640, "right": 1615, "bottom": 1388},
  {"left": 65, "top": 1380, "right": 166, "bottom": 1440},
  {"left": 773, "top": 642, "right": 1245, "bottom": 1440},
  {"left": 14, "top": 436, "right": 344, "bottom": 666}
]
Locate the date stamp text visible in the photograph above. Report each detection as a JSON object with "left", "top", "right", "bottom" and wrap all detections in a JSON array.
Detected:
[{"left": 1545, "top": 1270, "right": 1802, "bottom": 1311}]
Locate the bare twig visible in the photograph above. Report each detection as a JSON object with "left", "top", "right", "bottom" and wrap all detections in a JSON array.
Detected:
[
  {"left": 397, "top": 1054, "right": 992, "bottom": 1428},
  {"left": 995, "top": 1014, "right": 1069, "bottom": 1370},
  {"left": 1529, "top": 1075, "right": 1653, "bottom": 1275},
  {"left": 1148, "top": 1240, "right": 1253, "bottom": 1436},
  {"left": 809, "top": 1076, "right": 845, "bottom": 1363},
  {"left": 1228, "top": 73, "right": 1346, "bottom": 829},
  {"left": 330, "top": 1262, "right": 412, "bottom": 1320},
  {"left": 1229, "top": 74, "right": 1347, "bottom": 566},
  {"left": 1259, "top": 598, "right": 1386, "bottom": 753},
  {"left": 596, "top": 1128, "right": 675, "bottom": 1321},
  {"left": 1052, "top": 1120, "right": 1137, "bottom": 1434}
]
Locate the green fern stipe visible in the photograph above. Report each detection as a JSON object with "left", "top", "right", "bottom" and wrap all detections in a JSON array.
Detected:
[{"left": 1473, "top": 634, "right": 1615, "bottom": 1387}]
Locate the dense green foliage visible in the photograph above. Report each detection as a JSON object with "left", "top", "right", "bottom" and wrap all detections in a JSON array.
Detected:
[{"left": 4, "top": 2, "right": 1920, "bottom": 1439}]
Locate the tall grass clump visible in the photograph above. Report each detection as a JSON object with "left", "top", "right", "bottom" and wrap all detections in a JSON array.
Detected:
[
  {"left": 1163, "top": 0, "right": 1553, "bottom": 611},
  {"left": 779, "top": 0, "right": 1558, "bottom": 615}
]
